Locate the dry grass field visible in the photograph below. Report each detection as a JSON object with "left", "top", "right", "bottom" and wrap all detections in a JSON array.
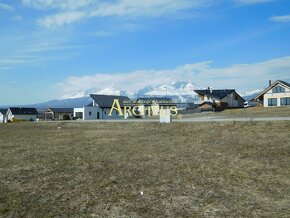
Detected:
[
  {"left": 219, "top": 106, "right": 290, "bottom": 116},
  {"left": 182, "top": 106, "right": 290, "bottom": 118},
  {"left": 0, "top": 121, "right": 290, "bottom": 217}
]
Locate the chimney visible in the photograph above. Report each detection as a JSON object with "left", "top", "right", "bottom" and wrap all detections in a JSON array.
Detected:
[
  {"left": 269, "top": 80, "right": 272, "bottom": 86},
  {"left": 208, "top": 87, "right": 213, "bottom": 93}
]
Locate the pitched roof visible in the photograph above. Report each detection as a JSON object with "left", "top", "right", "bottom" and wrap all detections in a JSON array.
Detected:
[
  {"left": 136, "top": 97, "right": 176, "bottom": 106},
  {"left": 137, "top": 97, "right": 172, "bottom": 101},
  {"left": 9, "top": 107, "right": 38, "bottom": 115},
  {"left": 255, "top": 80, "right": 290, "bottom": 99},
  {"left": 0, "top": 109, "right": 8, "bottom": 115},
  {"left": 90, "top": 94, "right": 130, "bottom": 108},
  {"left": 279, "top": 80, "right": 290, "bottom": 88},
  {"left": 194, "top": 89, "right": 235, "bottom": 99},
  {"left": 48, "top": 108, "right": 74, "bottom": 113},
  {"left": 199, "top": 101, "right": 216, "bottom": 107}
]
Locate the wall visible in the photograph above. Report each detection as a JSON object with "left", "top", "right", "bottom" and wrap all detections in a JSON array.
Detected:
[
  {"left": 7, "top": 110, "right": 37, "bottom": 121},
  {"left": 54, "top": 112, "right": 74, "bottom": 120},
  {"left": 202, "top": 95, "right": 219, "bottom": 102},
  {"left": 74, "top": 106, "right": 126, "bottom": 120},
  {"left": 160, "top": 109, "right": 171, "bottom": 123},
  {"left": 83, "top": 107, "right": 102, "bottom": 120},
  {"left": 74, "top": 108, "right": 85, "bottom": 119},
  {"left": 221, "top": 92, "right": 244, "bottom": 108},
  {"left": 74, "top": 107, "right": 102, "bottom": 120},
  {"left": 102, "top": 108, "right": 124, "bottom": 119},
  {"left": 10, "top": 115, "right": 37, "bottom": 121}
]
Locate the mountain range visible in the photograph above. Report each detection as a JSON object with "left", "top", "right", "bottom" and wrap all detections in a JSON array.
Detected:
[{"left": 1, "top": 81, "right": 261, "bottom": 109}]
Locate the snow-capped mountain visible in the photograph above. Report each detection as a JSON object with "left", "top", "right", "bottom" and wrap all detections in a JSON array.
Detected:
[
  {"left": 142, "top": 81, "right": 201, "bottom": 103},
  {"left": 145, "top": 81, "right": 201, "bottom": 96},
  {"left": 60, "top": 86, "right": 132, "bottom": 100},
  {"left": 55, "top": 81, "right": 262, "bottom": 107},
  {"left": 240, "top": 89, "right": 262, "bottom": 100},
  {"left": 96, "top": 86, "right": 132, "bottom": 97},
  {"left": 39, "top": 81, "right": 201, "bottom": 108},
  {"left": 60, "top": 81, "right": 201, "bottom": 102},
  {"left": 134, "top": 86, "right": 154, "bottom": 97},
  {"left": 5, "top": 81, "right": 264, "bottom": 109}
]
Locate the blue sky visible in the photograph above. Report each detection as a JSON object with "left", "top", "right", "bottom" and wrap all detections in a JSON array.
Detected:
[{"left": 0, "top": 0, "right": 290, "bottom": 105}]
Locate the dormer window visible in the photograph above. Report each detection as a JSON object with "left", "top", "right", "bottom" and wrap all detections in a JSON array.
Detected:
[{"left": 272, "top": 86, "right": 285, "bottom": 93}]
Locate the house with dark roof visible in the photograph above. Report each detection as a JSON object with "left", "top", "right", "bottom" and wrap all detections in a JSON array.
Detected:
[
  {"left": 134, "top": 97, "right": 176, "bottom": 116},
  {"left": 7, "top": 107, "right": 38, "bottom": 122},
  {"left": 0, "top": 109, "right": 8, "bottom": 123},
  {"left": 254, "top": 80, "right": 290, "bottom": 107},
  {"left": 194, "top": 88, "right": 245, "bottom": 109},
  {"left": 44, "top": 108, "right": 74, "bottom": 120},
  {"left": 74, "top": 94, "right": 131, "bottom": 120}
]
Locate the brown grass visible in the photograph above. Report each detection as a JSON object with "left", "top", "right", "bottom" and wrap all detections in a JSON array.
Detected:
[
  {"left": 0, "top": 121, "right": 290, "bottom": 217},
  {"left": 219, "top": 106, "right": 290, "bottom": 116},
  {"left": 182, "top": 106, "right": 290, "bottom": 118}
]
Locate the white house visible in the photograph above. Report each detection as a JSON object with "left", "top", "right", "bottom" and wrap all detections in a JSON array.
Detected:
[
  {"left": 0, "top": 109, "right": 8, "bottom": 123},
  {"left": 74, "top": 94, "right": 130, "bottom": 120},
  {"left": 74, "top": 106, "right": 102, "bottom": 120},
  {"left": 194, "top": 88, "right": 246, "bottom": 109},
  {"left": 255, "top": 80, "right": 290, "bottom": 107},
  {"left": 7, "top": 107, "right": 38, "bottom": 121}
]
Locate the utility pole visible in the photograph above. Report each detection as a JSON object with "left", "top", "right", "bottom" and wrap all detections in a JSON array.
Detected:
[{"left": 165, "top": 86, "right": 168, "bottom": 100}]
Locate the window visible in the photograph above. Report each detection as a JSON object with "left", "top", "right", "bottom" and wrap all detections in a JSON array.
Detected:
[
  {"left": 75, "top": 112, "right": 83, "bottom": 119},
  {"left": 116, "top": 111, "right": 119, "bottom": 115},
  {"left": 104, "top": 111, "right": 106, "bottom": 115},
  {"left": 281, "top": 97, "right": 290, "bottom": 106},
  {"left": 89, "top": 111, "right": 92, "bottom": 116},
  {"left": 268, "top": 98, "right": 277, "bottom": 106},
  {"left": 272, "top": 86, "right": 285, "bottom": 93}
]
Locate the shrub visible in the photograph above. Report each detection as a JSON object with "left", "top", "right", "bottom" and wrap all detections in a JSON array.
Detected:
[{"left": 10, "top": 118, "right": 27, "bottom": 123}]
